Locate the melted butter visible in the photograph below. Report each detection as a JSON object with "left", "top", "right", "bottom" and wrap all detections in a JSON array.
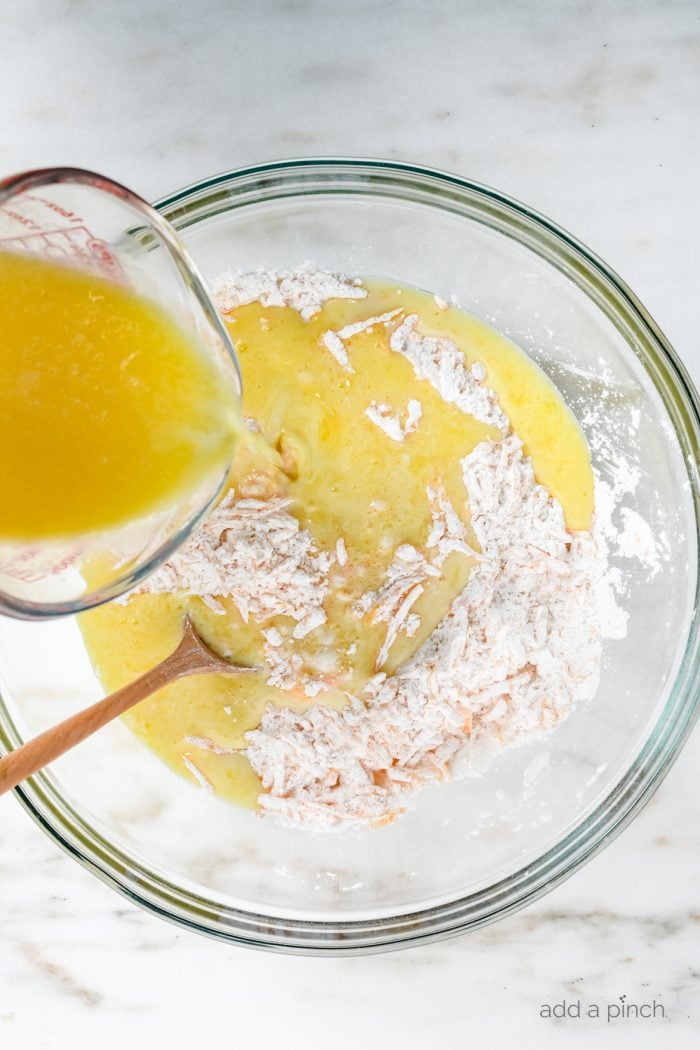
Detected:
[
  {"left": 0, "top": 250, "right": 239, "bottom": 540},
  {"left": 79, "top": 277, "right": 593, "bottom": 806}
]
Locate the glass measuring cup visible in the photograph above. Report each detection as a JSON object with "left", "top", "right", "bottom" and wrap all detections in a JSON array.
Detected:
[{"left": 0, "top": 167, "right": 241, "bottom": 619}]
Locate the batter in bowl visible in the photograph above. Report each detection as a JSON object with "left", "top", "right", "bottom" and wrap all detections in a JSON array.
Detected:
[{"left": 80, "top": 270, "right": 617, "bottom": 831}]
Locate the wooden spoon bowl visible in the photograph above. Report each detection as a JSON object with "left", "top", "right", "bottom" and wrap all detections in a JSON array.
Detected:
[{"left": 0, "top": 617, "right": 255, "bottom": 796}]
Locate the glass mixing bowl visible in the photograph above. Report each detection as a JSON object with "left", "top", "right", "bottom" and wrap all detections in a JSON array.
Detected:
[{"left": 1, "top": 159, "right": 698, "bottom": 954}]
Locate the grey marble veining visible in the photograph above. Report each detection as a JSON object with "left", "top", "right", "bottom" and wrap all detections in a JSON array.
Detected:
[
  {"left": 1, "top": 751, "right": 698, "bottom": 1048},
  {"left": 1, "top": 0, "right": 699, "bottom": 1046}
]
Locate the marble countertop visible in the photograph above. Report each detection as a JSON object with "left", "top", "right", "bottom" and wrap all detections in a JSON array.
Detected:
[{"left": 1, "top": 1, "right": 698, "bottom": 1046}]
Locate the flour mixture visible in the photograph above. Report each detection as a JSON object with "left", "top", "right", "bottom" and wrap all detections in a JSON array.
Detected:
[{"left": 79, "top": 269, "right": 641, "bottom": 831}]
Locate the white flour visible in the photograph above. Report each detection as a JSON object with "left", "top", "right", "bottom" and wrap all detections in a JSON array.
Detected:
[
  {"left": 247, "top": 436, "right": 620, "bottom": 830},
  {"left": 616, "top": 507, "right": 661, "bottom": 572},
  {"left": 389, "top": 314, "right": 509, "bottom": 434},
  {"left": 321, "top": 330, "right": 353, "bottom": 371},
  {"left": 354, "top": 543, "right": 437, "bottom": 671},
  {"left": 321, "top": 310, "right": 404, "bottom": 372},
  {"left": 353, "top": 484, "right": 481, "bottom": 671},
  {"left": 211, "top": 265, "right": 366, "bottom": 321},
  {"left": 128, "top": 269, "right": 655, "bottom": 831},
  {"left": 125, "top": 493, "right": 331, "bottom": 634},
  {"left": 181, "top": 754, "right": 213, "bottom": 794},
  {"left": 365, "top": 399, "right": 422, "bottom": 442}
]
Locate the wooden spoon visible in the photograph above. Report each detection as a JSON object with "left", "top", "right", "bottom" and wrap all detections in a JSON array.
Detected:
[{"left": 0, "top": 617, "right": 256, "bottom": 796}]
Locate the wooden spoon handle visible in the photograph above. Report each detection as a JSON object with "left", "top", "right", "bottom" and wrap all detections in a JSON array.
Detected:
[{"left": 0, "top": 652, "right": 195, "bottom": 797}]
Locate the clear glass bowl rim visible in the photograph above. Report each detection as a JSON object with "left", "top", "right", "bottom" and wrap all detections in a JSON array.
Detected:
[{"left": 2, "top": 157, "right": 699, "bottom": 955}]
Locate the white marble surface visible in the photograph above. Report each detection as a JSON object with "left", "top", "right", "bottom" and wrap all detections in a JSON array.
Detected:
[{"left": 1, "top": 0, "right": 699, "bottom": 1045}]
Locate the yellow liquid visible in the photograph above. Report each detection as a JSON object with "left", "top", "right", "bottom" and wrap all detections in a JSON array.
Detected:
[
  {"left": 80, "top": 278, "right": 593, "bottom": 808},
  {"left": 0, "top": 251, "right": 239, "bottom": 540}
]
